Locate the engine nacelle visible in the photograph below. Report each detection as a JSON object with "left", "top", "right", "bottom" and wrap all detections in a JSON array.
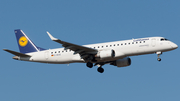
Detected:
[
  {"left": 111, "top": 57, "right": 131, "bottom": 67},
  {"left": 96, "top": 49, "right": 115, "bottom": 59}
]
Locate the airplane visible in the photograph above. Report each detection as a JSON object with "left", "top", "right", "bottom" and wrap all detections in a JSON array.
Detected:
[{"left": 3, "top": 29, "right": 178, "bottom": 73}]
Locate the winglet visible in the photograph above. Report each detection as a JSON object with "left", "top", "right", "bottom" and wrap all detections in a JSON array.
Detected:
[{"left": 47, "top": 31, "right": 58, "bottom": 41}]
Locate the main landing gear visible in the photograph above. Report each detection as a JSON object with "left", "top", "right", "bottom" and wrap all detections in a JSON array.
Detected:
[
  {"left": 86, "top": 62, "right": 105, "bottom": 73},
  {"left": 156, "top": 52, "right": 162, "bottom": 61},
  {"left": 86, "top": 62, "right": 93, "bottom": 68},
  {"left": 97, "top": 66, "right": 104, "bottom": 73}
]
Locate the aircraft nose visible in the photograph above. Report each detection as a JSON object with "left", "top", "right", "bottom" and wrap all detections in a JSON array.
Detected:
[{"left": 171, "top": 42, "right": 178, "bottom": 49}]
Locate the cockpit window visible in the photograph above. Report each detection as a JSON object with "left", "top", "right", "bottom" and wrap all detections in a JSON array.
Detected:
[
  {"left": 160, "top": 38, "right": 164, "bottom": 41},
  {"left": 160, "top": 38, "right": 169, "bottom": 41}
]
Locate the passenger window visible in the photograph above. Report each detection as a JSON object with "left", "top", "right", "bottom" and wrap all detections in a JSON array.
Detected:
[
  {"left": 132, "top": 42, "right": 134, "bottom": 44},
  {"left": 106, "top": 45, "right": 108, "bottom": 47}
]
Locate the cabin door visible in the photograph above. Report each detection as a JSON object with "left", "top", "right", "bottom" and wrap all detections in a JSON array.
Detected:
[
  {"left": 151, "top": 38, "right": 156, "bottom": 47},
  {"left": 45, "top": 51, "right": 49, "bottom": 60}
]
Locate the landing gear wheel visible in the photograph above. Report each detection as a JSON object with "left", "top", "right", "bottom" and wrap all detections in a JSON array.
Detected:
[
  {"left": 97, "top": 67, "right": 104, "bottom": 73},
  {"left": 157, "top": 58, "right": 161, "bottom": 61},
  {"left": 86, "top": 62, "right": 93, "bottom": 68}
]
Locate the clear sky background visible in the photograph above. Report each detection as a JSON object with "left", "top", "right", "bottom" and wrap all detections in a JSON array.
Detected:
[{"left": 0, "top": 0, "right": 180, "bottom": 101}]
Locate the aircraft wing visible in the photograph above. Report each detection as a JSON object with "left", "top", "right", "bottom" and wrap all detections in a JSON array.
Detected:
[{"left": 47, "top": 32, "right": 98, "bottom": 56}]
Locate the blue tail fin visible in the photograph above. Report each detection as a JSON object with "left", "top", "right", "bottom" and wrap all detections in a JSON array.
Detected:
[{"left": 14, "top": 29, "right": 45, "bottom": 53}]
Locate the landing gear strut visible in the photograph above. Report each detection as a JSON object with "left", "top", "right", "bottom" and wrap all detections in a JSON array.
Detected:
[{"left": 156, "top": 52, "right": 162, "bottom": 61}]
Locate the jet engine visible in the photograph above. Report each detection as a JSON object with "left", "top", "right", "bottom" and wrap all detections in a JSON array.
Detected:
[
  {"left": 111, "top": 57, "right": 131, "bottom": 67},
  {"left": 96, "top": 49, "right": 115, "bottom": 59}
]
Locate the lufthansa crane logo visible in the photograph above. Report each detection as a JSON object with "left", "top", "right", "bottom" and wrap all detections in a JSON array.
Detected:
[{"left": 19, "top": 36, "right": 28, "bottom": 47}]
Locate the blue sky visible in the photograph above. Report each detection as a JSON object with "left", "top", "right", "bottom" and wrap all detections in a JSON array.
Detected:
[{"left": 0, "top": 0, "right": 180, "bottom": 101}]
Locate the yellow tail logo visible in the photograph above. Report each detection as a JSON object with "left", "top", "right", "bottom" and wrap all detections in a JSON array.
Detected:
[{"left": 19, "top": 36, "right": 28, "bottom": 47}]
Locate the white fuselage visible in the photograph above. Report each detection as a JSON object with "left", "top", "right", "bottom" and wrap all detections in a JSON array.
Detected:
[{"left": 22, "top": 37, "right": 177, "bottom": 64}]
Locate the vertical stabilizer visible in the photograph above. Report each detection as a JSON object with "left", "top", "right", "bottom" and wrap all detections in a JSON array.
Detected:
[{"left": 14, "top": 29, "right": 42, "bottom": 53}]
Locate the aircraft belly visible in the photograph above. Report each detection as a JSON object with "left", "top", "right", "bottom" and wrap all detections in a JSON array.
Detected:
[{"left": 45, "top": 53, "right": 83, "bottom": 64}]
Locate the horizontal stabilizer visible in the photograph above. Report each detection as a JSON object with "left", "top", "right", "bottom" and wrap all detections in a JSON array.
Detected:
[{"left": 3, "top": 49, "right": 31, "bottom": 57}]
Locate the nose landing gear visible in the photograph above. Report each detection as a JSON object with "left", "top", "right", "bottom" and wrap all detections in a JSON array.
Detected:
[
  {"left": 157, "top": 58, "right": 161, "bottom": 61},
  {"left": 156, "top": 52, "right": 162, "bottom": 61}
]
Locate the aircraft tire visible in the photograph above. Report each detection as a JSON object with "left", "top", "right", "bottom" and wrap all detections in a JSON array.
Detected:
[
  {"left": 86, "top": 62, "right": 93, "bottom": 68},
  {"left": 157, "top": 58, "right": 161, "bottom": 61},
  {"left": 97, "top": 67, "right": 104, "bottom": 73}
]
